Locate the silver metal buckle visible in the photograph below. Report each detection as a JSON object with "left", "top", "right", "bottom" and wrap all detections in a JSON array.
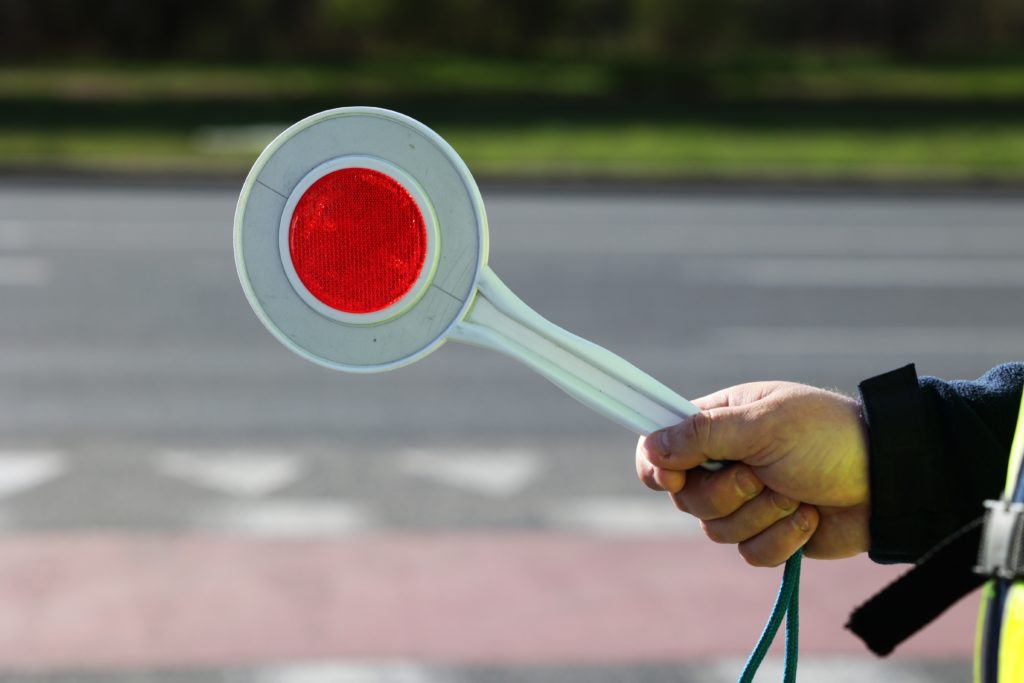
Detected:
[{"left": 976, "top": 499, "right": 1024, "bottom": 580}]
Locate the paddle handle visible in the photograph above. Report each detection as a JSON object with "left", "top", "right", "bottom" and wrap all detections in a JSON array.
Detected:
[{"left": 450, "top": 267, "right": 722, "bottom": 471}]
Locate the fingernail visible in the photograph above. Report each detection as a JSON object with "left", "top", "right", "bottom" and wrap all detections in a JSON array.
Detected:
[
  {"left": 735, "top": 469, "right": 759, "bottom": 497},
  {"left": 658, "top": 430, "right": 671, "bottom": 455},
  {"left": 792, "top": 508, "right": 811, "bottom": 533},
  {"left": 771, "top": 491, "right": 796, "bottom": 512}
]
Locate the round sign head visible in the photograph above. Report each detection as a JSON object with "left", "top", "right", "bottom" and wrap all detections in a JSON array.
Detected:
[{"left": 234, "top": 107, "right": 489, "bottom": 372}]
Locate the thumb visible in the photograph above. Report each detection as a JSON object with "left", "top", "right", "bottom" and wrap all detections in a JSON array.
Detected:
[{"left": 644, "top": 402, "right": 774, "bottom": 471}]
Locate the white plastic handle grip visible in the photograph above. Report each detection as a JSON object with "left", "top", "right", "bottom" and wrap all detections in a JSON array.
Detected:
[{"left": 450, "top": 267, "right": 722, "bottom": 471}]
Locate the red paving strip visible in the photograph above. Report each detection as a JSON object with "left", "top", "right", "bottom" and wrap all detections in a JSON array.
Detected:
[{"left": 0, "top": 533, "right": 978, "bottom": 670}]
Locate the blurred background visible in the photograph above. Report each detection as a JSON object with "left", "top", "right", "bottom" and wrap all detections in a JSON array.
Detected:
[
  {"left": 1, "top": 1, "right": 1022, "bottom": 681},
  {"left": 2, "top": 0, "right": 1024, "bottom": 181}
]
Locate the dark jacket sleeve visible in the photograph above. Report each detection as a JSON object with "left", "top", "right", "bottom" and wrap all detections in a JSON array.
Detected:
[{"left": 859, "top": 362, "right": 1024, "bottom": 564}]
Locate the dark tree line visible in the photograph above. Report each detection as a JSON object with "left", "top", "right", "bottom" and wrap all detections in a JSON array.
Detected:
[{"left": 1, "top": 0, "right": 1021, "bottom": 62}]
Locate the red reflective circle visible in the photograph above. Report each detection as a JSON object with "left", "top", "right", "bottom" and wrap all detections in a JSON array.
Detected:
[{"left": 288, "top": 168, "right": 427, "bottom": 314}]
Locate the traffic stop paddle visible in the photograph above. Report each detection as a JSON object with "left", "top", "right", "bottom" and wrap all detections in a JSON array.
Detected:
[
  {"left": 233, "top": 106, "right": 719, "bottom": 467},
  {"left": 233, "top": 107, "right": 800, "bottom": 683}
]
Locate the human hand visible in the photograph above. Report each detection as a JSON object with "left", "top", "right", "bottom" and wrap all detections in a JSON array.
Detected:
[{"left": 636, "top": 382, "right": 869, "bottom": 566}]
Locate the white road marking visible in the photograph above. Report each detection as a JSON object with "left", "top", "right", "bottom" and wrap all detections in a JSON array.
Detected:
[
  {"left": 255, "top": 661, "right": 436, "bottom": 683},
  {"left": 486, "top": 202, "right": 1024, "bottom": 256},
  {"left": 0, "top": 658, "right": 965, "bottom": 681},
  {"left": 709, "top": 326, "right": 1024, "bottom": 356},
  {"left": 546, "top": 496, "right": 702, "bottom": 537},
  {"left": 0, "top": 346, "right": 294, "bottom": 377},
  {"left": 194, "top": 124, "right": 286, "bottom": 154},
  {"left": 0, "top": 219, "right": 224, "bottom": 252},
  {"left": 0, "top": 220, "right": 31, "bottom": 249},
  {"left": 719, "top": 257, "right": 1024, "bottom": 288},
  {"left": 0, "top": 257, "right": 51, "bottom": 286},
  {"left": 155, "top": 450, "right": 305, "bottom": 498},
  {"left": 705, "top": 656, "right": 952, "bottom": 683},
  {"left": 397, "top": 449, "right": 540, "bottom": 497},
  {"left": 0, "top": 450, "right": 67, "bottom": 498},
  {"left": 198, "top": 499, "right": 373, "bottom": 536}
]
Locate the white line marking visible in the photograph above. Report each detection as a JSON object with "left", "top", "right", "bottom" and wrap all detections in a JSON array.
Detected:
[
  {"left": 155, "top": 450, "right": 305, "bottom": 498},
  {"left": 255, "top": 661, "right": 437, "bottom": 683},
  {"left": 198, "top": 499, "right": 373, "bottom": 536},
  {"left": 397, "top": 449, "right": 540, "bottom": 497},
  {"left": 0, "top": 219, "right": 224, "bottom": 253},
  {"left": 0, "top": 450, "right": 67, "bottom": 498},
  {"left": 0, "top": 221, "right": 31, "bottom": 249},
  {"left": 546, "top": 496, "right": 702, "bottom": 537},
  {"left": 705, "top": 656, "right": 947, "bottom": 683},
  {"left": 720, "top": 257, "right": 1024, "bottom": 288},
  {"left": 0, "top": 257, "right": 51, "bottom": 286},
  {"left": 708, "top": 326, "right": 1024, "bottom": 356},
  {"left": 194, "top": 124, "right": 287, "bottom": 154},
  {"left": 488, "top": 212, "right": 1024, "bottom": 257}
]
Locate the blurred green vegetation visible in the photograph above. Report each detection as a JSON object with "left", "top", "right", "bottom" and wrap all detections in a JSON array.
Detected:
[
  {"left": 1, "top": 1, "right": 1023, "bottom": 182},
  {"left": 4, "top": 0, "right": 1021, "bottom": 62}
]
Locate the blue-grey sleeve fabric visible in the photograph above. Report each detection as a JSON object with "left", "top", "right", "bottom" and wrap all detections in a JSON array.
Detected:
[{"left": 858, "top": 362, "right": 1024, "bottom": 564}]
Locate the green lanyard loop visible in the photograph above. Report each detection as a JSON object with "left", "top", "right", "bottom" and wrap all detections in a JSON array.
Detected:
[{"left": 738, "top": 549, "right": 803, "bottom": 683}]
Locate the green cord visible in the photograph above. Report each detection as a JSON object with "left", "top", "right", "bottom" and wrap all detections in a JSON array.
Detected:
[
  {"left": 783, "top": 552, "right": 800, "bottom": 683},
  {"left": 737, "top": 549, "right": 803, "bottom": 683}
]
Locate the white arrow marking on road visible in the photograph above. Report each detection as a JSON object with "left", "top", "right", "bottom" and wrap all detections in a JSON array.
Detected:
[
  {"left": 397, "top": 449, "right": 540, "bottom": 497},
  {"left": 155, "top": 450, "right": 305, "bottom": 498},
  {"left": 0, "top": 450, "right": 67, "bottom": 498}
]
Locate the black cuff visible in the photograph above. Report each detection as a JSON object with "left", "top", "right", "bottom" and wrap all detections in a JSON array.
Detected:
[{"left": 859, "top": 364, "right": 940, "bottom": 564}]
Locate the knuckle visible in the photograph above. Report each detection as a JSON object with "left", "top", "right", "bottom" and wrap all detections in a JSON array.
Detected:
[
  {"left": 701, "top": 520, "right": 729, "bottom": 544},
  {"left": 770, "top": 490, "right": 797, "bottom": 513},
  {"left": 671, "top": 492, "right": 689, "bottom": 512},
  {"left": 737, "top": 545, "right": 763, "bottom": 567},
  {"left": 703, "top": 497, "right": 729, "bottom": 520},
  {"left": 738, "top": 543, "right": 780, "bottom": 568},
  {"left": 792, "top": 505, "right": 818, "bottom": 534},
  {"left": 733, "top": 466, "right": 763, "bottom": 498},
  {"left": 681, "top": 411, "right": 713, "bottom": 452},
  {"left": 695, "top": 476, "right": 734, "bottom": 519}
]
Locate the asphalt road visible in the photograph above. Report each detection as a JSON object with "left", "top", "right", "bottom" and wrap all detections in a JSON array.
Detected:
[{"left": 2, "top": 181, "right": 1022, "bottom": 681}]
